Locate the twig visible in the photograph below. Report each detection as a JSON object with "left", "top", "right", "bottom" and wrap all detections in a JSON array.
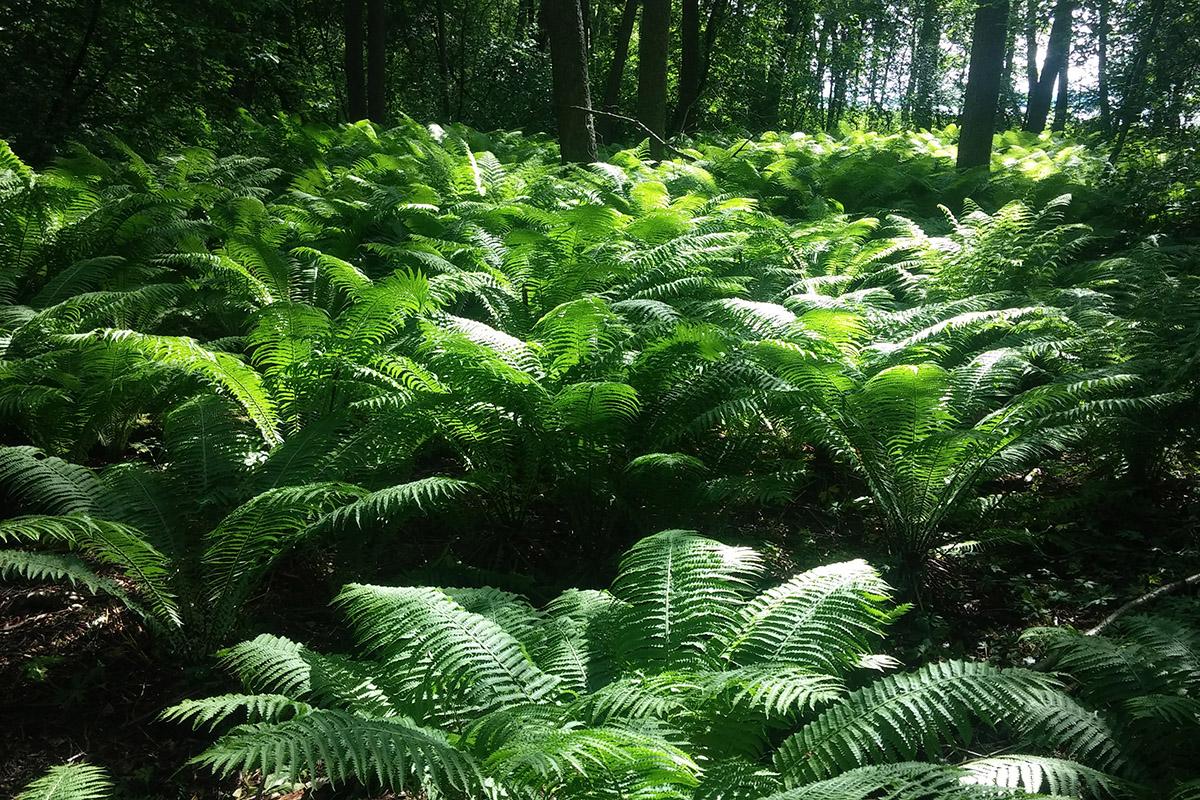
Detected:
[
  {"left": 568, "top": 106, "right": 695, "bottom": 161},
  {"left": 729, "top": 137, "right": 752, "bottom": 157},
  {"left": 1085, "top": 572, "right": 1200, "bottom": 636}
]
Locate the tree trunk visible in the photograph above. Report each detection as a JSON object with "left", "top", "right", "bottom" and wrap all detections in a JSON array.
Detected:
[
  {"left": 911, "top": 0, "right": 941, "bottom": 129},
  {"left": 760, "top": 0, "right": 809, "bottom": 130},
  {"left": 1111, "top": 0, "right": 1165, "bottom": 162},
  {"left": 366, "top": 0, "right": 387, "bottom": 122},
  {"left": 344, "top": 0, "right": 366, "bottom": 121},
  {"left": 1051, "top": 55, "right": 1068, "bottom": 130},
  {"left": 1096, "top": 0, "right": 1110, "bottom": 132},
  {"left": 958, "top": 0, "right": 1011, "bottom": 169},
  {"left": 547, "top": 0, "right": 599, "bottom": 162},
  {"left": 1024, "top": 0, "right": 1071, "bottom": 131},
  {"left": 598, "top": 0, "right": 638, "bottom": 140},
  {"left": 42, "top": 0, "right": 103, "bottom": 152},
  {"left": 1024, "top": 0, "right": 1039, "bottom": 110},
  {"left": 638, "top": 0, "right": 670, "bottom": 159},
  {"left": 809, "top": 13, "right": 833, "bottom": 129},
  {"left": 433, "top": 0, "right": 453, "bottom": 119},
  {"left": 999, "top": 0, "right": 1021, "bottom": 123},
  {"left": 694, "top": 0, "right": 731, "bottom": 112},
  {"left": 673, "top": 0, "right": 702, "bottom": 132}
]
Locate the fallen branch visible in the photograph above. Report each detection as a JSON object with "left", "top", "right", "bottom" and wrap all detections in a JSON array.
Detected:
[
  {"left": 1085, "top": 571, "right": 1200, "bottom": 635},
  {"left": 569, "top": 106, "right": 695, "bottom": 161}
]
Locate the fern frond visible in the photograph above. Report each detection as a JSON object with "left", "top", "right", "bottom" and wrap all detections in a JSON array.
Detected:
[
  {"left": 15, "top": 764, "right": 112, "bottom": 800},
  {"left": 334, "top": 583, "right": 560, "bottom": 714},
  {"left": 774, "top": 660, "right": 1061, "bottom": 784},
  {"left": 190, "top": 708, "right": 483, "bottom": 794},
  {"left": 610, "top": 530, "right": 763, "bottom": 671},
  {"left": 722, "top": 560, "right": 898, "bottom": 676},
  {"left": 162, "top": 693, "right": 315, "bottom": 731}
]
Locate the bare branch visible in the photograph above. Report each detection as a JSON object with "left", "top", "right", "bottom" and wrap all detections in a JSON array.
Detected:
[
  {"left": 1085, "top": 572, "right": 1200, "bottom": 635},
  {"left": 569, "top": 106, "right": 695, "bottom": 160}
]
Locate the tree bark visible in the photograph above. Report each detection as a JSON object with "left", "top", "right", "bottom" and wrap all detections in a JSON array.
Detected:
[
  {"left": 760, "top": 0, "right": 810, "bottom": 130},
  {"left": 433, "top": 0, "right": 453, "bottom": 119},
  {"left": 366, "top": 0, "right": 387, "bottom": 122},
  {"left": 999, "top": 0, "right": 1021, "bottom": 123},
  {"left": 1024, "top": 0, "right": 1072, "bottom": 131},
  {"left": 1051, "top": 53, "right": 1068, "bottom": 131},
  {"left": 344, "top": 0, "right": 366, "bottom": 121},
  {"left": 958, "top": 0, "right": 1011, "bottom": 170},
  {"left": 598, "top": 0, "right": 639, "bottom": 140},
  {"left": 547, "top": 0, "right": 598, "bottom": 162},
  {"left": 638, "top": 0, "right": 670, "bottom": 159},
  {"left": 1024, "top": 0, "right": 1039, "bottom": 114},
  {"left": 693, "top": 0, "right": 731, "bottom": 118},
  {"left": 42, "top": 0, "right": 104, "bottom": 150},
  {"left": 1096, "top": 0, "right": 1110, "bottom": 133},
  {"left": 1110, "top": 0, "right": 1165, "bottom": 162},
  {"left": 910, "top": 0, "right": 941, "bottom": 129},
  {"left": 673, "top": 0, "right": 702, "bottom": 132}
]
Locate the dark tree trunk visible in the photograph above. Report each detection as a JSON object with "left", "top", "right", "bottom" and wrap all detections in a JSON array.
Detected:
[
  {"left": 1096, "top": 0, "right": 1110, "bottom": 133},
  {"left": 1024, "top": 0, "right": 1039, "bottom": 108},
  {"left": 1111, "top": 0, "right": 1165, "bottom": 162},
  {"left": 958, "top": 0, "right": 1011, "bottom": 169},
  {"left": 673, "top": 0, "right": 702, "bottom": 132},
  {"left": 433, "top": 0, "right": 453, "bottom": 119},
  {"left": 760, "top": 0, "right": 809, "bottom": 130},
  {"left": 1051, "top": 54, "right": 1068, "bottom": 131},
  {"left": 694, "top": 0, "right": 731, "bottom": 113},
  {"left": 638, "top": 0, "right": 670, "bottom": 159},
  {"left": 547, "top": 0, "right": 598, "bottom": 162},
  {"left": 808, "top": 13, "right": 833, "bottom": 128},
  {"left": 344, "top": 0, "right": 366, "bottom": 121},
  {"left": 366, "top": 0, "right": 387, "bottom": 122},
  {"left": 42, "top": 0, "right": 103, "bottom": 151},
  {"left": 1024, "top": 0, "right": 1072, "bottom": 131},
  {"left": 598, "top": 0, "right": 638, "bottom": 141},
  {"left": 999, "top": 0, "right": 1021, "bottom": 122},
  {"left": 911, "top": 0, "right": 941, "bottom": 129}
]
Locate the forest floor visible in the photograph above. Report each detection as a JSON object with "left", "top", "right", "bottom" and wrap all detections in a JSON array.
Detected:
[{"left": 2, "top": 463, "right": 1198, "bottom": 800}]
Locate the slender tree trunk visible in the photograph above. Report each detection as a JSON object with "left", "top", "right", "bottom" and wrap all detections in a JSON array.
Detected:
[
  {"left": 695, "top": 0, "right": 731, "bottom": 108},
  {"left": 1051, "top": 54, "right": 1068, "bottom": 130},
  {"left": 761, "top": 0, "right": 809, "bottom": 130},
  {"left": 43, "top": 0, "right": 103, "bottom": 151},
  {"left": 958, "top": 0, "right": 1011, "bottom": 169},
  {"left": 809, "top": 13, "right": 832, "bottom": 129},
  {"left": 638, "top": 0, "right": 670, "bottom": 159},
  {"left": 344, "top": 0, "right": 367, "bottom": 121},
  {"left": 366, "top": 0, "right": 387, "bottom": 122},
  {"left": 1096, "top": 0, "right": 1110, "bottom": 132},
  {"left": 1024, "top": 0, "right": 1039, "bottom": 110},
  {"left": 999, "top": 0, "right": 1021, "bottom": 123},
  {"left": 433, "top": 0, "right": 453, "bottom": 119},
  {"left": 547, "top": 0, "right": 598, "bottom": 162},
  {"left": 911, "top": 0, "right": 941, "bottom": 129},
  {"left": 673, "top": 0, "right": 702, "bottom": 132},
  {"left": 453, "top": 0, "right": 470, "bottom": 119},
  {"left": 1024, "top": 0, "right": 1072, "bottom": 131},
  {"left": 598, "top": 0, "right": 638, "bottom": 140},
  {"left": 1111, "top": 0, "right": 1165, "bottom": 162}
]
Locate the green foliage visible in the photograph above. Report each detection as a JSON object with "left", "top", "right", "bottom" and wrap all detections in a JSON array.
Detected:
[
  {"left": 1023, "top": 601, "right": 1200, "bottom": 790},
  {"left": 15, "top": 764, "right": 112, "bottom": 800},
  {"left": 1, "top": 120, "right": 1192, "bottom": 660},
  {"left": 170, "top": 530, "right": 1163, "bottom": 800}
]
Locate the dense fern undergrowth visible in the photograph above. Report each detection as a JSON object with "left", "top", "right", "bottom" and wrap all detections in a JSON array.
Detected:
[{"left": 2, "top": 118, "right": 1199, "bottom": 799}]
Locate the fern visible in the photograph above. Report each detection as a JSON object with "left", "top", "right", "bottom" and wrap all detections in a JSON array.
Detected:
[
  {"left": 175, "top": 531, "right": 1131, "bottom": 799},
  {"left": 15, "top": 764, "right": 113, "bottom": 800}
]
